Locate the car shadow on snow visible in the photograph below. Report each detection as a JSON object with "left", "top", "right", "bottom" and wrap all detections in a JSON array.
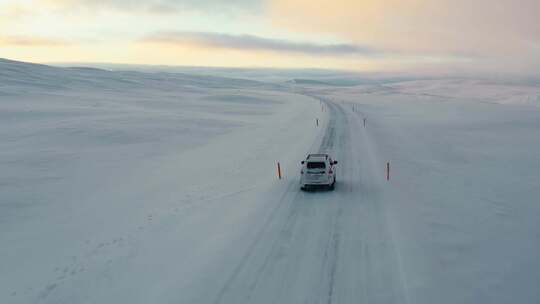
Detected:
[
  {"left": 300, "top": 184, "right": 336, "bottom": 193},
  {"left": 300, "top": 180, "right": 367, "bottom": 194}
]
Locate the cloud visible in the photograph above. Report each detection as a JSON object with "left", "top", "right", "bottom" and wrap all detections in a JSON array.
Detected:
[
  {"left": 268, "top": 0, "right": 540, "bottom": 72},
  {"left": 43, "top": 0, "right": 263, "bottom": 14},
  {"left": 0, "top": 36, "right": 70, "bottom": 47},
  {"left": 142, "top": 31, "right": 379, "bottom": 56}
]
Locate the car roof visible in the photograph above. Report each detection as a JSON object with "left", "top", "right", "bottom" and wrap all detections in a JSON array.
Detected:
[{"left": 306, "top": 154, "right": 330, "bottom": 161}]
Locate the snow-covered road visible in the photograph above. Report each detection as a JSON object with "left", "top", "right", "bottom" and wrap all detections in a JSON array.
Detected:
[{"left": 206, "top": 99, "right": 409, "bottom": 304}]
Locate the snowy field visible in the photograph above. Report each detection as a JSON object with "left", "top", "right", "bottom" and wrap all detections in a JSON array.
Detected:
[{"left": 2, "top": 58, "right": 540, "bottom": 303}]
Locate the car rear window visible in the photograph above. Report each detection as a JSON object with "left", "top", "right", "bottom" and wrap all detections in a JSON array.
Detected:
[{"left": 307, "top": 162, "right": 326, "bottom": 169}]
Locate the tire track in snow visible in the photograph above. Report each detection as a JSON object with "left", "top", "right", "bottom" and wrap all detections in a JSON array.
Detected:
[
  {"left": 212, "top": 96, "right": 332, "bottom": 304},
  {"left": 212, "top": 179, "right": 302, "bottom": 304},
  {"left": 318, "top": 100, "right": 341, "bottom": 304},
  {"left": 320, "top": 100, "right": 352, "bottom": 304},
  {"left": 316, "top": 96, "right": 410, "bottom": 304},
  {"left": 213, "top": 97, "right": 339, "bottom": 304}
]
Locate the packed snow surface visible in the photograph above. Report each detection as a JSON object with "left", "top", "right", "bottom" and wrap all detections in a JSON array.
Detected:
[{"left": 1, "top": 58, "right": 540, "bottom": 304}]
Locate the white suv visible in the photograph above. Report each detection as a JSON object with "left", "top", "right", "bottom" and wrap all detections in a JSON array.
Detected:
[{"left": 300, "top": 154, "right": 338, "bottom": 191}]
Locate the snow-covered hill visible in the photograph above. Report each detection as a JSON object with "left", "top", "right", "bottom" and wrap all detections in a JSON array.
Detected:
[{"left": 0, "top": 58, "right": 322, "bottom": 303}]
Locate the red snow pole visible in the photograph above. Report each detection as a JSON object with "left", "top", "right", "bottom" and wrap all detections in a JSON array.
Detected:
[
  {"left": 277, "top": 162, "right": 282, "bottom": 179},
  {"left": 386, "top": 162, "right": 390, "bottom": 181}
]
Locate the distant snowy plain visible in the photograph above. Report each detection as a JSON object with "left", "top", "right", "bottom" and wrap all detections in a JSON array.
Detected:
[{"left": 1, "top": 58, "right": 540, "bottom": 303}]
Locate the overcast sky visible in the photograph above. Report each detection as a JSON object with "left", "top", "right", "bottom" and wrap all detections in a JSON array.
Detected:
[{"left": 1, "top": 0, "right": 539, "bottom": 74}]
